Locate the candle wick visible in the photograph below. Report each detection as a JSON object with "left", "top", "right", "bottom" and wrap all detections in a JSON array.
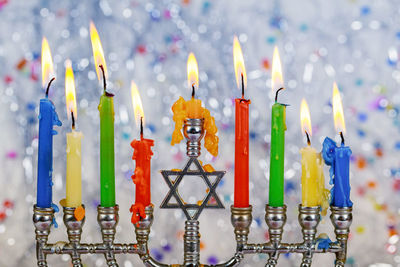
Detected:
[
  {"left": 45, "top": 77, "right": 56, "bottom": 98},
  {"left": 340, "top": 131, "right": 345, "bottom": 145},
  {"left": 140, "top": 116, "right": 144, "bottom": 138},
  {"left": 99, "top": 64, "right": 107, "bottom": 94},
  {"left": 71, "top": 111, "right": 76, "bottom": 130},
  {"left": 191, "top": 84, "right": 195, "bottom": 99},
  {"left": 241, "top": 73, "right": 244, "bottom": 99},
  {"left": 275, "top": 87, "right": 284, "bottom": 103},
  {"left": 305, "top": 131, "right": 311, "bottom": 146}
]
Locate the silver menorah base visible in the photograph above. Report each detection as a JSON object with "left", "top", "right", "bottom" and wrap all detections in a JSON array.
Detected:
[{"left": 33, "top": 118, "right": 353, "bottom": 266}]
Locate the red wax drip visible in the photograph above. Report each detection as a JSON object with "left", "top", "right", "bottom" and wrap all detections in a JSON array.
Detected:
[{"left": 130, "top": 136, "right": 154, "bottom": 224}]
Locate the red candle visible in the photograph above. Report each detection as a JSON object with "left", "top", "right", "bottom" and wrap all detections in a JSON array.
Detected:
[
  {"left": 129, "top": 81, "right": 154, "bottom": 224},
  {"left": 233, "top": 36, "right": 251, "bottom": 207}
]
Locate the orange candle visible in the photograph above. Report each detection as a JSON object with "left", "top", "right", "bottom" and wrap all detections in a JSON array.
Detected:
[
  {"left": 233, "top": 36, "right": 251, "bottom": 207},
  {"left": 129, "top": 81, "right": 154, "bottom": 225}
]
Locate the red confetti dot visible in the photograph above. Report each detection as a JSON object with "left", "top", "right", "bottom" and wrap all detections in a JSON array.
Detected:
[
  {"left": 3, "top": 199, "right": 13, "bottom": 209},
  {"left": 262, "top": 58, "right": 270, "bottom": 70},
  {"left": 357, "top": 186, "right": 366, "bottom": 196},
  {"left": 393, "top": 179, "right": 400, "bottom": 191},
  {"left": 137, "top": 45, "right": 147, "bottom": 54},
  {"left": 264, "top": 231, "right": 269, "bottom": 240},
  {"left": 0, "top": 212, "right": 6, "bottom": 221},
  {"left": 4, "top": 75, "right": 13, "bottom": 84}
]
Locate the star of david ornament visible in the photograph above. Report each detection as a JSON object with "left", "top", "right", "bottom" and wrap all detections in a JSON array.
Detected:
[{"left": 160, "top": 157, "right": 225, "bottom": 220}]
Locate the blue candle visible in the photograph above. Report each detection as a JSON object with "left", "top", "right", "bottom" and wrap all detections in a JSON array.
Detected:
[
  {"left": 322, "top": 137, "right": 352, "bottom": 207},
  {"left": 36, "top": 95, "right": 61, "bottom": 208}
]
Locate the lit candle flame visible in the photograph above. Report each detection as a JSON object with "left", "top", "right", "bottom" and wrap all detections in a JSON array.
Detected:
[
  {"left": 65, "top": 59, "right": 77, "bottom": 121},
  {"left": 271, "top": 46, "right": 284, "bottom": 94},
  {"left": 332, "top": 82, "right": 346, "bottom": 134},
  {"left": 90, "top": 21, "right": 107, "bottom": 81},
  {"left": 233, "top": 35, "right": 247, "bottom": 90},
  {"left": 300, "top": 98, "right": 312, "bottom": 137},
  {"left": 187, "top": 52, "right": 199, "bottom": 90},
  {"left": 41, "top": 37, "right": 54, "bottom": 88},
  {"left": 131, "top": 81, "right": 145, "bottom": 128}
]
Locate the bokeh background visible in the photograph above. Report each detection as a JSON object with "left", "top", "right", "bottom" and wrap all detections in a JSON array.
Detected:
[{"left": 0, "top": 0, "right": 399, "bottom": 266}]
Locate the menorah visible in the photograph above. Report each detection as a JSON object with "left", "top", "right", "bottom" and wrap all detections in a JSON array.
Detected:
[{"left": 33, "top": 118, "right": 353, "bottom": 267}]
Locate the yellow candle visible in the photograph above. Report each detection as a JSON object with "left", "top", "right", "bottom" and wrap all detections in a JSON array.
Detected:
[
  {"left": 66, "top": 130, "right": 83, "bottom": 207},
  {"left": 300, "top": 146, "right": 323, "bottom": 207},
  {"left": 300, "top": 99, "right": 329, "bottom": 213},
  {"left": 64, "top": 59, "right": 83, "bottom": 207}
]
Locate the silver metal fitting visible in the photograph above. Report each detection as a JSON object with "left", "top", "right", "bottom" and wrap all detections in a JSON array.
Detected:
[
  {"left": 230, "top": 205, "right": 252, "bottom": 250},
  {"left": 265, "top": 205, "right": 287, "bottom": 267},
  {"left": 33, "top": 205, "right": 54, "bottom": 267},
  {"left": 97, "top": 205, "right": 119, "bottom": 267},
  {"left": 184, "top": 220, "right": 201, "bottom": 266},
  {"left": 183, "top": 118, "right": 204, "bottom": 157},
  {"left": 63, "top": 205, "right": 86, "bottom": 267},
  {"left": 330, "top": 206, "right": 353, "bottom": 267},
  {"left": 298, "top": 205, "right": 321, "bottom": 267}
]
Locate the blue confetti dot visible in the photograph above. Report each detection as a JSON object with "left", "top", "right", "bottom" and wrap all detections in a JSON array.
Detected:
[
  {"left": 218, "top": 179, "right": 224, "bottom": 187},
  {"left": 223, "top": 194, "right": 231, "bottom": 202},
  {"left": 151, "top": 248, "right": 163, "bottom": 261},
  {"left": 355, "top": 78, "right": 363, "bottom": 86},
  {"left": 202, "top": 1, "right": 211, "bottom": 13},
  {"left": 269, "top": 16, "right": 282, "bottom": 29},
  {"left": 207, "top": 255, "right": 218, "bottom": 265},
  {"left": 33, "top": 52, "right": 40, "bottom": 60},
  {"left": 162, "top": 243, "right": 172, "bottom": 252},
  {"left": 266, "top": 36, "right": 276, "bottom": 44},
  {"left": 27, "top": 102, "right": 36, "bottom": 110},
  {"left": 148, "top": 123, "right": 156, "bottom": 133},
  {"left": 122, "top": 132, "right": 131, "bottom": 140},
  {"left": 357, "top": 112, "right": 368, "bottom": 122},
  {"left": 387, "top": 58, "right": 397, "bottom": 67},
  {"left": 299, "top": 23, "right": 308, "bottom": 32},
  {"left": 150, "top": 10, "right": 161, "bottom": 21},
  {"left": 250, "top": 131, "right": 257, "bottom": 139},
  {"left": 285, "top": 181, "right": 295, "bottom": 192},
  {"left": 395, "top": 141, "right": 400, "bottom": 150},
  {"left": 357, "top": 129, "right": 365, "bottom": 137},
  {"left": 360, "top": 5, "right": 371, "bottom": 16},
  {"left": 254, "top": 217, "right": 262, "bottom": 227},
  {"left": 396, "top": 31, "right": 400, "bottom": 40}
]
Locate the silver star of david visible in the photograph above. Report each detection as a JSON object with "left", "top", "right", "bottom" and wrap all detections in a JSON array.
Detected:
[{"left": 160, "top": 157, "right": 225, "bottom": 220}]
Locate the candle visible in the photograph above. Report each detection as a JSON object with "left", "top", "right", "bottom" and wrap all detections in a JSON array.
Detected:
[
  {"left": 36, "top": 37, "right": 62, "bottom": 208},
  {"left": 300, "top": 99, "right": 329, "bottom": 212},
  {"left": 65, "top": 60, "right": 84, "bottom": 208},
  {"left": 90, "top": 22, "right": 115, "bottom": 207},
  {"left": 322, "top": 83, "right": 353, "bottom": 207},
  {"left": 129, "top": 81, "right": 154, "bottom": 224},
  {"left": 171, "top": 53, "right": 219, "bottom": 156},
  {"left": 269, "top": 46, "right": 286, "bottom": 207},
  {"left": 233, "top": 36, "right": 250, "bottom": 208}
]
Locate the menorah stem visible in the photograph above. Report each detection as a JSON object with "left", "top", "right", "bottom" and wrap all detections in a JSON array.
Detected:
[
  {"left": 33, "top": 205, "right": 54, "bottom": 267},
  {"left": 63, "top": 206, "right": 85, "bottom": 267},
  {"left": 265, "top": 205, "right": 286, "bottom": 267},
  {"left": 98, "top": 205, "right": 119, "bottom": 267},
  {"left": 183, "top": 220, "right": 201, "bottom": 266},
  {"left": 230, "top": 205, "right": 252, "bottom": 252},
  {"left": 298, "top": 205, "right": 321, "bottom": 267},
  {"left": 330, "top": 206, "right": 352, "bottom": 267}
]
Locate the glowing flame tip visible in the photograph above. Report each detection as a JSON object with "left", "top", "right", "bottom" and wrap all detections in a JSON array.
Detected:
[
  {"left": 65, "top": 59, "right": 77, "bottom": 121},
  {"left": 300, "top": 98, "right": 312, "bottom": 137},
  {"left": 187, "top": 52, "right": 199, "bottom": 90},
  {"left": 271, "top": 46, "right": 284, "bottom": 94},
  {"left": 233, "top": 35, "right": 247, "bottom": 90},
  {"left": 332, "top": 82, "right": 346, "bottom": 134},
  {"left": 41, "top": 37, "right": 54, "bottom": 88},
  {"left": 131, "top": 81, "right": 145, "bottom": 128}
]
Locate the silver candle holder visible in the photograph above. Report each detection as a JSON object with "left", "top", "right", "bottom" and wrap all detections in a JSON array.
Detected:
[{"left": 33, "top": 118, "right": 353, "bottom": 266}]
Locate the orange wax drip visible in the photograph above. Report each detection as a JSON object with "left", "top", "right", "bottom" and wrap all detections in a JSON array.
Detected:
[
  {"left": 234, "top": 98, "right": 251, "bottom": 207},
  {"left": 130, "top": 137, "right": 154, "bottom": 225},
  {"left": 171, "top": 96, "right": 219, "bottom": 156}
]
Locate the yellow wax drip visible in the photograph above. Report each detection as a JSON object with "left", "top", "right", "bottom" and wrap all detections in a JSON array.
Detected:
[{"left": 171, "top": 97, "right": 219, "bottom": 156}]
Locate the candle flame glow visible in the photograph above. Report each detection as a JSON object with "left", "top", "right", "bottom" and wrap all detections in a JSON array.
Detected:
[
  {"left": 90, "top": 21, "right": 107, "bottom": 81},
  {"left": 65, "top": 59, "right": 77, "bottom": 120},
  {"left": 271, "top": 46, "right": 284, "bottom": 94},
  {"left": 300, "top": 98, "right": 312, "bottom": 137},
  {"left": 187, "top": 52, "right": 199, "bottom": 90},
  {"left": 233, "top": 35, "right": 247, "bottom": 90},
  {"left": 41, "top": 37, "right": 54, "bottom": 88},
  {"left": 131, "top": 81, "right": 145, "bottom": 128},
  {"left": 332, "top": 82, "right": 346, "bottom": 134}
]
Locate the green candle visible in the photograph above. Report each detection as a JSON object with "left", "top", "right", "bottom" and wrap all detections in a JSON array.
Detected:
[
  {"left": 269, "top": 102, "right": 286, "bottom": 207},
  {"left": 269, "top": 46, "right": 286, "bottom": 207},
  {"left": 98, "top": 92, "right": 115, "bottom": 207}
]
